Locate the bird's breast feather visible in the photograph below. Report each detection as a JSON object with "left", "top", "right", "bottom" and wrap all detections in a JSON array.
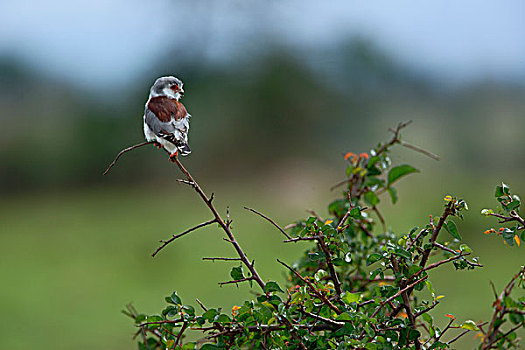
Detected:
[{"left": 147, "top": 96, "right": 188, "bottom": 122}]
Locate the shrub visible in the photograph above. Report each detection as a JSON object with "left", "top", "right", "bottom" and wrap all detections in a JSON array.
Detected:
[{"left": 108, "top": 122, "right": 524, "bottom": 349}]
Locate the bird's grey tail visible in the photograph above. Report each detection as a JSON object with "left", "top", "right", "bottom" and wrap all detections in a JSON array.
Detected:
[{"left": 176, "top": 141, "right": 191, "bottom": 156}]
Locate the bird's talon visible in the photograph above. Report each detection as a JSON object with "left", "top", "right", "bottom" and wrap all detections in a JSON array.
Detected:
[{"left": 169, "top": 151, "right": 178, "bottom": 162}]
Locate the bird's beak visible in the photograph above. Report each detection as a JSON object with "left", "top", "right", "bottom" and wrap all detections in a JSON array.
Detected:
[{"left": 179, "top": 89, "right": 184, "bottom": 97}]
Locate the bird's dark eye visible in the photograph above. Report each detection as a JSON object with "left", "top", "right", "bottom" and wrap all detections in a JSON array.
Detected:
[{"left": 170, "top": 85, "right": 179, "bottom": 91}]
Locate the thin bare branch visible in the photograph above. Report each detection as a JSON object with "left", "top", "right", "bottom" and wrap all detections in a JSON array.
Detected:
[
  {"left": 176, "top": 179, "right": 195, "bottom": 187},
  {"left": 418, "top": 252, "right": 471, "bottom": 274},
  {"left": 218, "top": 277, "right": 255, "bottom": 286},
  {"left": 413, "top": 301, "right": 439, "bottom": 318},
  {"left": 103, "top": 141, "right": 155, "bottom": 175},
  {"left": 407, "top": 229, "right": 428, "bottom": 250},
  {"left": 373, "top": 206, "right": 386, "bottom": 232},
  {"left": 283, "top": 235, "right": 321, "bottom": 243},
  {"left": 330, "top": 178, "right": 352, "bottom": 191},
  {"left": 203, "top": 257, "right": 242, "bottom": 262},
  {"left": 244, "top": 207, "right": 292, "bottom": 239},
  {"left": 174, "top": 322, "right": 188, "bottom": 348},
  {"left": 196, "top": 299, "right": 207, "bottom": 312},
  {"left": 138, "top": 319, "right": 183, "bottom": 327},
  {"left": 152, "top": 218, "right": 218, "bottom": 257},
  {"left": 300, "top": 308, "right": 344, "bottom": 327},
  {"left": 400, "top": 140, "right": 440, "bottom": 161},
  {"left": 447, "top": 328, "right": 471, "bottom": 345},
  {"left": 370, "top": 275, "right": 429, "bottom": 318}
]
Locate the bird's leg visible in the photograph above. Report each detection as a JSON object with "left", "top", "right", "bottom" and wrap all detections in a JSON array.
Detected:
[
  {"left": 153, "top": 141, "right": 163, "bottom": 149},
  {"left": 169, "top": 150, "right": 178, "bottom": 162}
]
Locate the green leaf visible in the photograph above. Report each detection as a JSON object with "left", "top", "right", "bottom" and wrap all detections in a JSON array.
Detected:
[
  {"left": 429, "top": 341, "right": 448, "bottom": 349},
  {"left": 459, "top": 244, "right": 472, "bottom": 253},
  {"left": 444, "top": 220, "right": 461, "bottom": 240},
  {"left": 502, "top": 228, "right": 516, "bottom": 245},
  {"left": 408, "top": 265, "right": 422, "bottom": 276},
  {"left": 264, "top": 281, "right": 284, "bottom": 293},
  {"left": 460, "top": 320, "right": 479, "bottom": 331},
  {"left": 145, "top": 315, "right": 163, "bottom": 329},
  {"left": 367, "top": 166, "right": 381, "bottom": 176},
  {"left": 481, "top": 208, "right": 494, "bottom": 217},
  {"left": 365, "top": 343, "right": 377, "bottom": 350},
  {"left": 215, "top": 314, "right": 232, "bottom": 324},
  {"left": 182, "top": 305, "right": 195, "bottom": 316},
  {"left": 182, "top": 342, "right": 197, "bottom": 350},
  {"left": 364, "top": 191, "right": 379, "bottom": 207},
  {"left": 506, "top": 195, "right": 521, "bottom": 211},
  {"left": 387, "top": 164, "right": 419, "bottom": 186},
  {"left": 166, "top": 291, "right": 182, "bottom": 305},
  {"left": 495, "top": 183, "right": 510, "bottom": 197},
  {"left": 336, "top": 312, "right": 353, "bottom": 321},
  {"left": 387, "top": 187, "right": 398, "bottom": 204},
  {"left": 341, "top": 292, "right": 360, "bottom": 304},
  {"left": 162, "top": 306, "right": 178, "bottom": 317},
  {"left": 135, "top": 314, "right": 147, "bottom": 324},
  {"left": 367, "top": 155, "right": 381, "bottom": 168},
  {"left": 408, "top": 329, "right": 421, "bottom": 341},
  {"left": 230, "top": 266, "right": 244, "bottom": 280},
  {"left": 202, "top": 309, "right": 219, "bottom": 322},
  {"left": 332, "top": 257, "right": 345, "bottom": 266},
  {"left": 422, "top": 312, "right": 433, "bottom": 325},
  {"left": 425, "top": 280, "right": 435, "bottom": 296},
  {"left": 329, "top": 199, "right": 349, "bottom": 217},
  {"left": 366, "top": 253, "right": 382, "bottom": 266},
  {"left": 393, "top": 248, "right": 411, "bottom": 260},
  {"left": 349, "top": 207, "right": 361, "bottom": 218},
  {"left": 509, "top": 312, "right": 524, "bottom": 325}
]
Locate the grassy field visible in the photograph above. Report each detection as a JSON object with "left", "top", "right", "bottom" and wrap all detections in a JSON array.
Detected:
[{"left": 1, "top": 170, "right": 523, "bottom": 349}]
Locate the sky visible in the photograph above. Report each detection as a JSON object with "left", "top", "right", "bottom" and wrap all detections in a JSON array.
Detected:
[{"left": 1, "top": 0, "right": 524, "bottom": 89}]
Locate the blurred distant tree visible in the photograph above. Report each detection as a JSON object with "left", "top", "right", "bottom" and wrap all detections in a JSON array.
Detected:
[{"left": 2, "top": 40, "right": 525, "bottom": 192}]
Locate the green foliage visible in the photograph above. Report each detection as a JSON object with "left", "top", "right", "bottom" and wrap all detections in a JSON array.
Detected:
[
  {"left": 127, "top": 125, "right": 524, "bottom": 349},
  {"left": 482, "top": 183, "right": 524, "bottom": 248}
]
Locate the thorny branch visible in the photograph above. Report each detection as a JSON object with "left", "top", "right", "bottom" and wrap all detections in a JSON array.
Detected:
[
  {"left": 481, "top": 266, "right": 525, "bottom": 350},
  {"left": 420, "top": 201, "right": 453, "bottom": 267},
  {"left": 489, "top": 211, "right": 525, "bottom": 229},
  {"left": 316, "top": 228, "right": 343, "bottom": 297},
  {"left": 104, "top": 142, "right": 267, "bottom": 291},
  {"left": 170, "top": 156, "right": 267, "bottom": 291},
  {"left": 370, "top": 275, "right": 429, "bottom": 318},
  {"left": 110, "top": 124, "right": 522, "bottom": 349}
]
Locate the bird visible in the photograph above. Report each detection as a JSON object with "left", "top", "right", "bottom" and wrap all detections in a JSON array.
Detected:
[{"left": 143, "top": 76, "right": 191, "bottom": 161}]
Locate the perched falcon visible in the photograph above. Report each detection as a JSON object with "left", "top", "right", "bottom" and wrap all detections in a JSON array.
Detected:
[{"left": 143, "top": 76, "right": 191, "bottom": 160}]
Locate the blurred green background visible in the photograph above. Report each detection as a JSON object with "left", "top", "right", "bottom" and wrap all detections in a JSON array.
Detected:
[{"left": 1, "top": 1, "right": 524, "bottom": 349}]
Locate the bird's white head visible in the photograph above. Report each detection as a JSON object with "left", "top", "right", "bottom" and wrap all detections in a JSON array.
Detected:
[{"left": 149, "top": 76, "right": 184, "bottom": 100}]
